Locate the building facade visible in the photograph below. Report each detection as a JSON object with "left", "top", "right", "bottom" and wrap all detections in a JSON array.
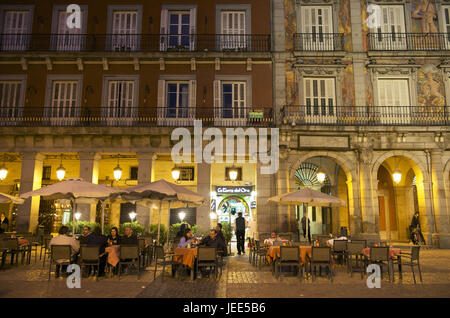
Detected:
[
  {"left": 273, "top": 0, "right": 450, "bottom": 247},
  {"left": 0, "top": 0, "right": 273, "bottom": 235}
]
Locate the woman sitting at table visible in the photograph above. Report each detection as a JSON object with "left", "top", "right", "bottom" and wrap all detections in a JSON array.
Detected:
[
  {"left": 178, "top": 228, "right": 194, "bottom": 248},
  {"left": 107, "top": 227, "right": 121, "bottom": 246},
  {"left": 264, "top": 232, "right": 282, "bottom": 245}
]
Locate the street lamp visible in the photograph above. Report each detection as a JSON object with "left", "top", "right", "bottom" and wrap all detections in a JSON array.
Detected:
[
  {"left": 0, "top": 164, "right": 7, "bottom": 181},
  {"left": 129, "top": 211, "right": 137, "bottom": 223},
  {"left": 172, "top": 166, "right": 181, "bottom": 181},
  {"left": 393, "top": 169, "right": 402, "bottom": 184},
  {"left": 228, "top": 166, "right": 238, "bottom": 181},
  {"left": 178, "top": 211, "right": 186, "bottom": 222},
  {"left": 74, "top": 212, "right": 81, "bottom": 220},
  {"left": 56, "top": 154, "right": 66, "bottom": 181},
  {"left": 316, "top": 170, "right": 326, "bottom": 184}
]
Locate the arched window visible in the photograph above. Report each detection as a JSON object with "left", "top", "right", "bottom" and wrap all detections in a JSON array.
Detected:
[{"left": 295, "top": 162, "right": 330, "bottom": 189}]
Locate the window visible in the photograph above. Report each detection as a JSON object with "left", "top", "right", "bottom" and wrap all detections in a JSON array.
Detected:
[
  {"left": 1, "top": 9, "right": 32, "bottom": 51},
  {"left": 303, "top": 78, "right": 336, "bottom": 121},
  {"left": 441, "top": 6, "right": 450, "bottom": 48},
  {"left": 214, "top": 81, "right": 247, "bottom": 119},
  {"left": 130, "top": 166, "right": 138, "bottom": 180},
  {"left": 52, "top": 6, "right": 86, "bottom": 51},
  {"left": 377, "top": 78, "right": 410, "bottom": 123},
  {"left": 300, "top": 6, "right": 333, "bottom": 50},
  {"left": 42, "top": 166, "right": 51, "bottom": 180},
  {"left": 49, "top": 81, "right": 79, "bottom": 118},
  {"left": 371, "top": 5, "right": 406, "bottom": 50},
  {"left": 111, "top": 11, "right": 138, "bottom": 51},
  {"left": 179, "top": 167, "right": 195, "bottom": 181},
  {"left": 220, "top": 11, "right": 246, "bottom": 49},
  {"left": 0, "top": 80, "right": 23, "bottom": 118},
  {"left": 160, "top": 6, "right": 196, "bottom": 51},
  {"left": 157, "top": 78, "right": 196, "bottom": 123},
  {"left": 225, "top": 167, "right": 242, "bottom": 181},
  {"left": 107, "top": 80, "right": 135, "bottom": 118}
]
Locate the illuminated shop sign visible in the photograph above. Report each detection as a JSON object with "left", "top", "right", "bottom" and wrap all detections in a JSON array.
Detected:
[{"left": 215, "top": 186, "right": 253, "bottom": 195}]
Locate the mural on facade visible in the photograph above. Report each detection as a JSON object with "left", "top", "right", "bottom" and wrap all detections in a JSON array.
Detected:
[
  {"left": 364, "top": 67, "right": 373, "bottom": 107},
  {"left": 342, "top": 64, "right": 355, "bottom": 107},
  {"left": 361, "top": 0, "right": 369, "bottom": 51},
  {"left": 411, "top": 0, "right": 438, "bottom": 33},
  {"left": 284, "top": 0, "right": 296, "bottom": 51},
  {"left": 285, "top": 61, "right": 299, "bottom": 106},
  {"left": 417, "top": 63, "right": 445, "bottom": 108},
  {"left": 339, "top": 0, "right": 353, "bottom": 52}
]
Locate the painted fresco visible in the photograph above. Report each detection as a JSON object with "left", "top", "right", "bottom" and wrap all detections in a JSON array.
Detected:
[
  {"left": 284, "top": 0, "right": 296, "bottom": 51},
  {"left": 411, "top": 0, "right": 439, "bottom": 33},
  {"left": 339, "top": 0, "right": 353, "bottom": 52},
  {"left": 361, "top": 0, "right": 369, "bottom": 51},
  {"left": 365, "top": 67, "right": 373, "bottom": 107},
  {"left": 342, "top": 64, "right": 355, "bottom": 107},
  {"left": 416, "top": 63, "right": 445, "bottom": 108},
  {"left": 285, "top": 61, "right": 298, "bottom": 105}
]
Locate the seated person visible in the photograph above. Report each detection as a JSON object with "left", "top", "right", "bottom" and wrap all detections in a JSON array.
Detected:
[
  {"left": 177, "top": 228, "right": 194, "bottom": 248},
  {"left": 121, "top": 226, "right": 138, "bottom": 245},
  {"left": 78, "top": 226, "right": 91, "bottom": 245},
  {"left": 49, "top": 226, "right": 80, "bottom": 277},
  {"left": 264, "top": 232, "right": 282, "bottom": 245},
  {"left": 107, "top": 227, "right": 121, "bottom": 246},
  {"left": 199, "top": 229, "right": 227, "bottom": 256},
  {"left": 216, "top": 223, "right": 226, "bottom": 245}
]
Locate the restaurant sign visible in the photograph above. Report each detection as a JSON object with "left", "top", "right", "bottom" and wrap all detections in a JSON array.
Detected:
[{"left": 216, "top": 186, "right": 253, "bottom": 195}]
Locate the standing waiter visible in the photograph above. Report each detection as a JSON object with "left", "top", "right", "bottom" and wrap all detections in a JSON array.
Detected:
[{"left": 234, "top": 212, "right": 247, "bottom": 255}]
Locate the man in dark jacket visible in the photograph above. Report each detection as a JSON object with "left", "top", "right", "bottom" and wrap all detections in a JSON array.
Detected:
[
  {"left": 215, "top": 223, "right": 227, "bottom": 256},
  {"left": 301, "top": 212, "right": 311, "bottom": 243},
  {"left": 234, "top": 212, "right": 246, "bottom": 255},
  {"left": 86, "top": 226, "right": 108, "bottom": 276},
  {"left": 410, "top": 212, "right": 426, "bottom": 244},
  {"left": 121, "top": 226, "right": 138, "bottom": 245},
  {"left": 200, "top": 229, "right": 227, "bottom": 256}
]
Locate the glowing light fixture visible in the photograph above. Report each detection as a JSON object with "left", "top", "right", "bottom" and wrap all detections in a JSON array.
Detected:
[
  {"left": 209, "top": 212, "right": 217, "bottom": 219},
  {"left": 74, "top": 212, "right": 81, "bottom": 220},
  {"left": 178, "top": 211, "right": 186, "bottom": 222},
  {"left": 129, "top": 211, "right": 137, "bottom": 222},
  {"left": 393, "top": 169, "right": 402, "bottom": 184},
  {"left": 228, "top": 166, "right": 239, "bottom": 181},
  {"left": 172, "top": 166, "right": 181, "bottom": 181},
  {"left": 0, "top": 164, "right": 8, "bottom": 181},
  {"left": 113, "top": 155, "right": 122, "bottom": 181},
  {"left": 316, "top": 170, "right": 326, "bottom": 184},
  {"left": 56, "top": 154, "right": 66, "bottom": 181}
]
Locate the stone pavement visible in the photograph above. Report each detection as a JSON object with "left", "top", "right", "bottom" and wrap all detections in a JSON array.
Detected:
[{"left": 0, "top": 248, "right": 449, "bottom": 298}]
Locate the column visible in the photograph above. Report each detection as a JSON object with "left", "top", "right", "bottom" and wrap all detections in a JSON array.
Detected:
[
  {"left": 358, "top": 162, "right": 380, "bottom": 241},
  {"left": 430, "top": 150, "right": 450, "bottom": 247},
  {"left": 17, "top": 152, "right": 44, "bottom": 233},
  {"left": 78, "top": 152, "right": 100, "bottom": 222},
  {"left": 196, "top": 162, "right": 211, "bottom": 231},
  {"left": 136, "top": 152, "right": 153, "bottom": 227},
  {"left": 275, "top": 158, "right": 289, "bottom": 232},
  {"left": 256, "top": 164, "right": 275, "bottom": 237},
  {"left": 272, "top": 0, "right": 286, "bottom": 124}
]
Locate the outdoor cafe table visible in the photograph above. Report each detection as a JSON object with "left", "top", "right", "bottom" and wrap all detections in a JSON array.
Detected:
[
  {"left": 105, "top": 245, "right": 120, "bottom": 267},
  {"left": 174, "top": 247, "right": 197, "bottom": 280}
]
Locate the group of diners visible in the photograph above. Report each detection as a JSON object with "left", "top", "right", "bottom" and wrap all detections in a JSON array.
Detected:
[{"left": 176, "top": 223, "right": 227, "bottom": 256}]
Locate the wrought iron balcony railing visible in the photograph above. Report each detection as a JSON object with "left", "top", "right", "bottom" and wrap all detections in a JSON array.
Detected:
[
  {"left": 0, "top": 34, "right": 271, "bottom": 53},
  {"left": 282, "top": 105, "right": 450, "bottom": 126},
  {"left": 0, "top": 106, "right": 273, "bottom": 127},
  {"left": 368, "top": 33, "right": 450, "bottom": 51},
  {"left": 294, "top": 33, "right": 344, "bottom": 51}
]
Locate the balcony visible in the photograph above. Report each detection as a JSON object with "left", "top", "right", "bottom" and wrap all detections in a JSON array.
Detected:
[
  {"left": 0, "top": 106, "right": 273, "bottom": 127},
  {"left": 0, "top": 34, "right": 271, "bottom": 53},
  {"left": 294, "top": 33, "right": 344, "bottom": 51},
  {"left": 282, "top": 105, "right": 450, "bottom": 126},
  {"left": 368, "top": 33, "right": 450, "bottom": 51}
]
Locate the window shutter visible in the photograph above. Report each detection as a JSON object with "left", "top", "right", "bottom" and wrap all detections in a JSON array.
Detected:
[
  {"left": 189, "top": 80, "right": 196, "bottom": 118},
  {"left": 157, "top": 79, "right": 166, "bottom": 118},
  {"left": 213, "top": 80, "right": 222, "bottom": 119},
  {"left": 302, "top": 7, "right": 311, "bottom": 33},
  {"left": 322, "top": 7, "right": 331, "bottom": 34},
  {"left": 160, "top": 9, "right": 168, "bottom": 51},
  {"left": 189, "top": 8, "right": 197, "bottom": 51}
]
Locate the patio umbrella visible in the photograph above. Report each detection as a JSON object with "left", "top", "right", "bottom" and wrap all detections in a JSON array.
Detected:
[
  {"left": 118, "top": 179, "right": 206, "bottom": 244},
  {"left": 268, "top": 188, "right": 346, "bottom": 242},
  {"left": 0, "top": 192, "right": 24, "bottom": 204},
  {"left": 20, "top": 178, "right": 122, "bottom": 234}
]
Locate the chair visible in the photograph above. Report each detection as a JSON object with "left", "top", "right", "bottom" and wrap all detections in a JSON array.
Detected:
[
  {"left": 138, "top": 238, "right": 149, "bottom": 267},
  {"left": 318, "top": 237, "right": 329, "bottom": 247},
  {"left": 332, "top": 240, "right": 348, "bottom": 265},
  {"left": 196, "top": 247, "right": 219, "bottom": 279},
  {"left": 350, "top": 239, "right": 367, "bottom": 248},
  {"left": 141, "top": 236, "right": 154, "bottom": 265},
  {"left": 275, "top": 246, "right": 303, "bottom": 280},
  {"left": 253, "top": 240, "right": 268, "bottom": 269},
  {"left": 118, "top": 245, "right": 140, "bottom": 279},
  {"left": 48, "top": 245, "right": 72, "bottom": 280},
  {"left": 368, "top": 247, "right": 392, "bottom": 281},
  {"left": 346, "top": 242, "right": 366, "bottom": 279},
  {"left": 153, "top": 245, "right": 179, "bottom": 280},
  {"left": 2, "top": 238, "right": 22, "bottom": 265},
  {"left": 310, "top": 247, "right": 333, "bottom": 282},
  {"left": 21, "top": 236, "right": 40, "bottom": 264},
  {"left": 79, "top": 246, "right": 104, "bottom": 280},
  {"left": 247, "top": 237, "right": 253, "bottom": 263},
  {"left": 40, "top": 235, "right": 52, "bottom": 261},
  {"left": 397, "top": 246, "right": 422, "bottom": 284}
]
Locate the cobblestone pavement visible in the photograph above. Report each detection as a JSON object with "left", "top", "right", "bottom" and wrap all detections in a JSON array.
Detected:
[{"left": 0, "top": 248, "right": 449, "bottom": 298}]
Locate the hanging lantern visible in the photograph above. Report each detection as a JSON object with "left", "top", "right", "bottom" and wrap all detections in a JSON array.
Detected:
[
  {"left": 113, "top": 164, "right": 122, "bottom": 181},
  {"left": 171, "top": 166, "right": 181, "bottom": 181},
  {"left": 0, "top": 165, "right": 8, "bottom": 181},
  {"left": 228, "top": 167, "right": 238, "bottom": 181},
  {"left": 56, "top": 164, "right": 66, "bottom": 181},
  {"left": 393, "top": 169, "right": 402, "bottom": 184},
  {"left": 316, "top": 170, "right": 326, "bottom": 183},
  {"left": 178, "top": 211, "right": 186, "bottom": 222}
]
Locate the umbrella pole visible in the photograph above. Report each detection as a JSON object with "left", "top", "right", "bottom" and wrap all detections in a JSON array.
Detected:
[
  {"left": 72, "top": 200, "right": 76, "bottom": 235},
  {"left": 166, "top": 201, "right": 171, "bottom": 247},
  {"left": 157, "top": 199, "right": 162, "bottom": 245},
  {"left": 101, "top": 200, "right": 105, "bottom": 235}
]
